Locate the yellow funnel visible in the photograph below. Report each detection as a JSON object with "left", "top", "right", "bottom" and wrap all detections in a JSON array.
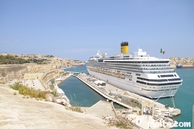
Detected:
[{"left": 121, "top": 42, "right": 128, "bottom": 54}]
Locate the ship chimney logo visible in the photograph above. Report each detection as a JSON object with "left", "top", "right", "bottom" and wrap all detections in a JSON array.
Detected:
[{"left": 121, "top": 42, "right": 129, "bottom": 54}]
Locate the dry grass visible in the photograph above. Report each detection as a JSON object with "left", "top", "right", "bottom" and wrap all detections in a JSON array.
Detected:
[
  {"left": 13, "top": 92, "right": 17, "bottom": 95},
  {"left": 10, "top": 83, "right": 48, "bottom": 100},
  {"left": 68, "top": 106, "right": 83, "bottom": 113},
  {"left": 106, "top": 116, "right": 134, "bottom": 129}
]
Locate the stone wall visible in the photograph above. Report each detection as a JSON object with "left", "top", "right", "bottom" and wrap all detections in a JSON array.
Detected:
[
  {"left": 24, "top": 72, "right": 44, "bottom": 80},
  {"left": 0, "top": 55, "right": 73, "bottom": 84},
  {"left": 170, "top": 57, "right": 194, "bottom": 68},
  {"left": 26, "top": 64, "right": 54, "bottom": 72},
  {"left": 41, "top": 69, "right": 64, "bottom": 89},
  {"left": 0, "top": 64, "right": 27, "bottom": 83}
]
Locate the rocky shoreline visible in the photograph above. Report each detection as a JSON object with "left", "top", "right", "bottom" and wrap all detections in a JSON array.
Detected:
[{"left": 53, "top": 74, "right": 72, "bottom": 107}]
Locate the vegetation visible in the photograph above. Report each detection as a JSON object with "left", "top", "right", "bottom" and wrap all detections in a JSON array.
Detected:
[
  {"left": 13, "top": 92, "right": 17, "bottom": 95},
  {"left": 123, "top": 99, "right": 140, "bottom": 108},
  {"left": 0, "top": 55, "right": 29, "bottom": 64},
  {"left": 45, "top": 55, "right": 54, "bottom": 58},
  {"left": 49, "top": 82, "right": 58, "bottom": 97},
  {"left": 50, "top": 79, "right": 55, "bottom": 85},
  {"left": 60, "top": 71, "right": 65, "bottom": 75},
  {"left": 68, "top": 106, "right": 83, "bottom": 113},
  {"left": 10, "top": 83, "right": 48, "bottom": 99},
  {"left": 131, "top": 99, "right": 139, "bottom": 105},
  {"left": 51, "top": 89, "right": 58, "bottom": 97},
  {"left": 50, "top": 85, "right": 55, "bottom": 91},
  {"left": 67, "top": 95, "right": 82, "bottom": 113},
  {"left": 106, "top": 116, "right": 134, "bottom": 129},
  {"left": 27, "top": 58, "right": 48, "bottom": 64},
  {"left": 63, "top": 72, "right": 70, "bottom": 76},
  {"left": 0, "top": 55, "right": 48, "bottom": 64}
]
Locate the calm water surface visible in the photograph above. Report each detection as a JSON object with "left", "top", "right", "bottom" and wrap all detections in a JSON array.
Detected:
[
  {"left": 158, "top": 68, "right": 194, "bottom": 129},
  {"left": 60, "top": 65, "right": 105, "bottom": 107}
]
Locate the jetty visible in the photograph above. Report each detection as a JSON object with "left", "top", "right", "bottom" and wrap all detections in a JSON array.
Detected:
[
  {"left": 77, "top": 75, "right": 132, "bottom": 109},
  {"left": 76, "top": 73, "right": 181, "bottom": 129}
]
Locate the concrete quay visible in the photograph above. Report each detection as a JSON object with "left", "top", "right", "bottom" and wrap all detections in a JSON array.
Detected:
[
  {"left": 77, "top": 75, "right": 132, "bottom": 109},
  {"left": 77, "top": 73, "right": 181, "bottom": 129}
]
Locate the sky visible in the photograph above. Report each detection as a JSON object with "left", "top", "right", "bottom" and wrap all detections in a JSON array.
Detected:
[{"left": 0, "top": 0, "right": 194, "bottom": 61}]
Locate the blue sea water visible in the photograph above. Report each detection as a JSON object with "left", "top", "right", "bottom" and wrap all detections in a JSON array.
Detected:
[
  {"left": 158, "top": 68, "right": 194, "bottom": 129},
  {"left": 60, "top": 65, "right": 105, "bottom": 107},
  {"left": 61, "top": 65, "right": 194, "bottom": 128},
  {"left": 64, "top": 65, "right": 88, "bottom": 74},
  {"left": 60, "top": 76, "right": 105, "bottom": 107}
]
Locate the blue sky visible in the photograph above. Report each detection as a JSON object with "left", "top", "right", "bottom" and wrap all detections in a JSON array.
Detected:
[{"left": 0, "top": 0, "right": 194, "bottom": 61}]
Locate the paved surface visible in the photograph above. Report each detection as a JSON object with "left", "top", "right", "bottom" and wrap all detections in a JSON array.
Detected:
[
  {"left": 78, "top": 74, "right": 178, "bottom": 129},
  {"left": 0, "top": 84, "right": 117, "bottom": 129},
  {"left": 85, "top": 100, "right": 115, "bottom": 118},
  {"left": 79, "top": 73, "right": 180, "bottom": 116}
]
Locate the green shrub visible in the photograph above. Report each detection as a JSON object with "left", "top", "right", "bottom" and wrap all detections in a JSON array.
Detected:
[
  {"left": 18, "top": 86, "right": 28, "bottom": 95},
  {"left": 52, "top": 89, "right": 58, "bottom": 97},
  {"left": 37, "top": 90, "right": 46, "bottom": 99},
  {"left": 10, "top": 82, "right": 22, "bottom": 90},
  {"left": 10, "top": 83, "right": 47, "bottom": 100},
  {"left": 50, "top": 85, "right": 54, "bottom": 90}
]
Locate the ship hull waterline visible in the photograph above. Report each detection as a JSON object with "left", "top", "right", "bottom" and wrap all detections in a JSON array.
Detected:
[{"left": 87, "top": 69, "right": 179, "bottom": 99}]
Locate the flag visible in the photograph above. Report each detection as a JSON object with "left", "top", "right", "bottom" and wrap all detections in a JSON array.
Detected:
[
  {"left": 160, "top": 48, "right": 165, "bottom": 54},
  {"left": 160, "top": 48, "right": 162, "bottom": 53}
]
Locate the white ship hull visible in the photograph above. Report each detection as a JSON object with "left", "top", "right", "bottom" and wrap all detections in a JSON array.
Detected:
[
  {"left": 86, "top": 44, "right": 182, "bottom": 99},
  {"left": 87, "top": 69, "right": 179, "bottom": 98}
]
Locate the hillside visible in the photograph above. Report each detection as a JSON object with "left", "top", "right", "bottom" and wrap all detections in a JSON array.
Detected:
[
  {"left": 0, "top": 84, "right": 117, "bottom": 129},
  {"left": 170, "top": 57, "right": 194, "bottom": 68}
]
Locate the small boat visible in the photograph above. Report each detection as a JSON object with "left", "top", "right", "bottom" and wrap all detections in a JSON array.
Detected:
[{"left": 176, "top": 64, "right": 182, "bottom": 68}]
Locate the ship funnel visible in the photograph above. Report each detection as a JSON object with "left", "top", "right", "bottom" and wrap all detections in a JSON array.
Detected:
[{"left": 121, "top": 42, "right": 129, "bottom": 54}]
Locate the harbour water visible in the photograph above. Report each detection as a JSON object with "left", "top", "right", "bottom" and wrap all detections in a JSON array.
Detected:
[
  {"left": 60, "top": 75, "right": 105, "bottom": 107},
  {"left": 158, "top": 68, "right": 194, "bottom": 128},
  {"left": 60, "top": 65, "right": 194, "bottom": 128}
]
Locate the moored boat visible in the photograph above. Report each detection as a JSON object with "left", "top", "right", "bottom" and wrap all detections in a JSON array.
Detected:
[
  {"left": 86, "top": 42, "right": 183, "bottom": 98},
  {"left": 176, "top": 64, "right": 182, "bottom": 68}
]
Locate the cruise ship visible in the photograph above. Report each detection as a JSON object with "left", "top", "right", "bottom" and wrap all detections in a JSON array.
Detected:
[{"left": 86, "top": 42, "right": 182, "bottom": 98}]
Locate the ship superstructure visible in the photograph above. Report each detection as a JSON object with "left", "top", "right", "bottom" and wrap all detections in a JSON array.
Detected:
[{"left": 86, "top": 42, "right": 182, "bottom": 98}]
